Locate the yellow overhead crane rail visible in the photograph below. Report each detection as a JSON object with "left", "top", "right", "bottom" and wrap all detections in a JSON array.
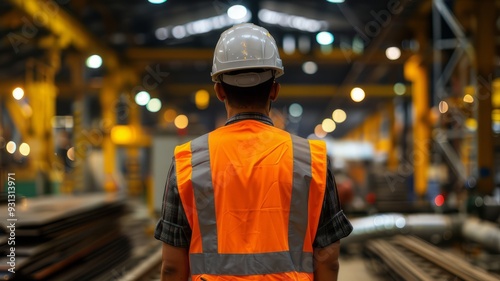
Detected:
[{"left": 7, "top": 0, "right": 120, "bottom": 70}]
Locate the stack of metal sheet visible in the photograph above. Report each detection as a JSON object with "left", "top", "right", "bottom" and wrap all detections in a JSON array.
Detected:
[{"left": 0, "top": 193, "right": 130, "bottom": 281}]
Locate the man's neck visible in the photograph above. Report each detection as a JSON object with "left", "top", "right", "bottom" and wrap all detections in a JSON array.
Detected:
[{"left": 226, "top": 107, "right": 270, "bottom": 119}]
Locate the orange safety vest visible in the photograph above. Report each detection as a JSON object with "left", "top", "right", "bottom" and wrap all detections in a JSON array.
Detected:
[{"left": 174, "top": 120, "right": 327, "bottom": 280}]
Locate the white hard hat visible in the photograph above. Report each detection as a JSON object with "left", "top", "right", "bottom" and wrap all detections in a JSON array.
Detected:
[{"left": 211, "top": 23, "right": 284, "bottom": 85}]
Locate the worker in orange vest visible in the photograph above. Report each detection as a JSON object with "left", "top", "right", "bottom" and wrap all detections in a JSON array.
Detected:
[{"left": 155, "top": 23, "right": 353, "bottom": 281}]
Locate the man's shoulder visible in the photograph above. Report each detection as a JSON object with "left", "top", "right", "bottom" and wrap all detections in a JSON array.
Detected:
[
  {"left": 290, "top": 134, "right": 327, "bottom": 146},
  {"left": 174, "top": 133, "right": 210, "bottom": 154}
]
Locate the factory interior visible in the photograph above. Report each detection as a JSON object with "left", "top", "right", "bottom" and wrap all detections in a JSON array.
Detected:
[{"left": 1, "top": 0, "right": 500, "bottom": 280}]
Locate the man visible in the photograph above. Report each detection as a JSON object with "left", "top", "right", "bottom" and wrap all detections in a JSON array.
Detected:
[{"left": 155, "top": 23, "right": 353, "bottom": 280}]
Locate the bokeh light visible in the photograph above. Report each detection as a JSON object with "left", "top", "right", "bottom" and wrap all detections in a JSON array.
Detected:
[
  {"left": 135, "top": 91, "right": 150, "bottom": 106},
  {"left": 385, "top": 46, "right": 401, "bottom": 60},
  {"left": 12, "top": 87, "right": 24, "bottom": 100},
  {"left": 19, "top": 142, "right": 30, "bottom": 156},
  {"left": 316, "top": 31, "right": 334, "bottom": 45},
  {"left": 302, "top": 61, "right": 318, "bottom": 74},
  {"left": 174, "top": 114, "right": 189, "bottom": 129},
  {"left": 195, "top": 89, "right": 210, "bottom": 110},
  {"left": 227, "top": 5, "right": 248, "bottom": 20},
  {"left": 438, "top": 101, "right": 449, "bottom": 113},
  {"left": 393, "top": 83, "right": 406, "bottom": 95},
  {"left": 289, "top": 103, "right": 303, "bottom": 117},
  {"left": 86, "top": 55, "right": 102, "bottom": 69},
  {"left": 314, "top": 124, "right": 327, "bottom": 138},
  {"left": 321, "top": 118, "right": 336, "bottom": 133},
  {"left": 350, "top": 87, "right": 365, "bottom": 102},
  {"left": 67, "top": 147, "right": 75, "bottom": 161},
  {"left": 463, "top": 94, "right": 474, "bottom": 103},
  {"left": 146, "top": 98, "right": 162, "bottom": 112},
  {"left": 332, "top": 109, "right": 347, "bottom": 123},
  {"left": 6, "top": 141, "right": 16, "bottom": 154}
]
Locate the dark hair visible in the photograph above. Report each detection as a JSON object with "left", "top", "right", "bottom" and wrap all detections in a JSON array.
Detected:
[{"left": 220, "top": 69, "right": 274, "bottom": 109}]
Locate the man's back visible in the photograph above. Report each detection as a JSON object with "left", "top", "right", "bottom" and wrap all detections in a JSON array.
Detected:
[{"left": 174, "top": 118, "right": 327, "bottom": 279}]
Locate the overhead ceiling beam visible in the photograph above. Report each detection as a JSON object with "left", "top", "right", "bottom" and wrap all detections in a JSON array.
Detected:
[
  {"left": 0, "top": 80, "right": 408, "bottom": 99},
  {"left": 6, "top": 0, "right": 119, "bottom": 70},
  {"left": 126, "top": 48, "right": 409, "bottom": 65}
]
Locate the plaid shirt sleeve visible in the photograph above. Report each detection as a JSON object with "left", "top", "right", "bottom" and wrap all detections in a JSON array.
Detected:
[
  {"left": 313, "top": 159, "right": 354, "bottom": 248},
  {"left": 154, "top": 159, "right": 192, "bottom": 248}
]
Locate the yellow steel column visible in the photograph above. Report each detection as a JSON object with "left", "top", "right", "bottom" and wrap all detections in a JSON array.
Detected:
[
  {"left": 100, "top": 74, "right": 120, "bottom": 192},
  {"left": 475, "top": 0, "right": 495, "bottom": 194},
  {"left": 25, "top": 57, "right": 59, "bottom": 193},
  {"left": 405, "top": 55, "right": 431, "bottom": 198},
  {"left": 126, "top": 89, "right": 143, "bottom": 196}
]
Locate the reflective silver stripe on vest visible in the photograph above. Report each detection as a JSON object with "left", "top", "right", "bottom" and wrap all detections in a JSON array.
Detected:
[
  {"left": 289, "top": 135, "right": 313, "bottom": 272},
  {"left": 191, "top": 134, "right": 218, "bottom": 253},
  {"left": 190, "top": 133, "right": 314, "bottom": 275},
  {"left": 190, "top": 252, "right": 313, "bottom": 275}
]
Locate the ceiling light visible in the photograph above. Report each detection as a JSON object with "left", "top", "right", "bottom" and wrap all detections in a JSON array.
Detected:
[
  {"left": 86, "top": 55, "right": 102, "bottom": 69},
  {"left": 227, "top": 5, "right": 248, "bottom": 20},
  {"left": 332, "top": 109, "right": 347, "bottom": 123},
  {"left": 156, "top": 12, "right": 251, "bottom": 40},
  {"left": 385, "top": 46, "right": 401, "bottom": 60},
  {"left": 322, "top": 118, "right": 336, "bottom": 133},
  {"left": 302, "top": 61, "right": 318, "bottom": 74},
  {"left": 19, "top": 142, "right": 30, "bottom": 156},
  {"left": 148, "top": 0, "right": 167, "bottom": 4},
  {"left": 12, "top": 87, "right": 24, "bottom": 100},
  {"left": 146, "top": 98, "right": 162, "bottom": 112},
  {"left": 463, "top": 94, "right": 474, "bottom": 103},
  {"left": 6, "top": 141, "right": 16, "bottom": 154},
  {"left": 135, "top": 91, "right": 150, "bottom": 106},
  {"left": 172, "top": 26, "right": 187, "bottom": 39},
  {"left": 393, "top": 83, "right": 406, "bottom": 95},
  {"left": 438, "top": 101, "right": 449, "bottom": 113},
  {"left": 316, "top": 31, "right": 334, "bottom": 45},
  {"left": 155, "top": 27, "right": 168, "bottom": 40},
  {"left": 174, "top": 114, "right": 189, "bottom": 129},
  {"left": 326, "top": 0, "right": 345, "bottom": 3},
  {"left": 314, "top": 124, "right": 327, "bottom": 138},
  {"left": 195, "top": 89, "right": 210, "bottom": 110},
  {"left": 350, "top": 87, "right": 365, "bottom": 102},
  {"left": 289, "top": 103, "right": 303, "bottom": 117},
  {"left": 259, "top": 9, "right": 327, "bottom": 32}
]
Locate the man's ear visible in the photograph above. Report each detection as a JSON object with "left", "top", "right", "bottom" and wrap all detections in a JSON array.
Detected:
[
  {"left": 214, "top": 83, "right": 226, "bottom": 102},
  {"left": 270, "top": 82, "right": 280, "bottom": 102}
]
